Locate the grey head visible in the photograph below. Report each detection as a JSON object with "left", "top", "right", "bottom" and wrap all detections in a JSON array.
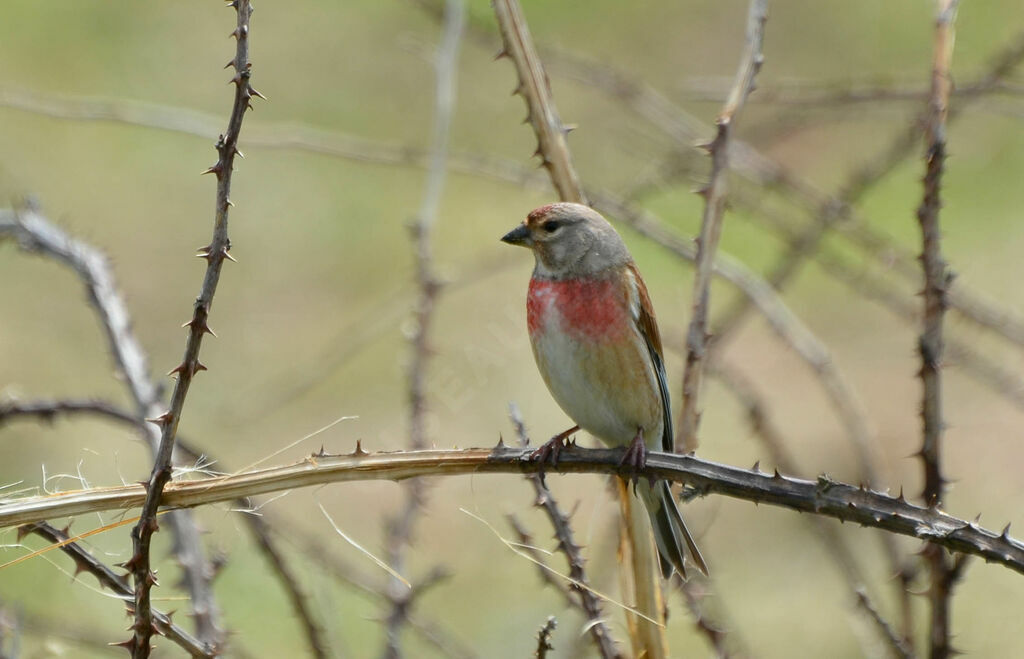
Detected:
[{"left": 500, "top": 202, "right": 632, "bottom": 279}]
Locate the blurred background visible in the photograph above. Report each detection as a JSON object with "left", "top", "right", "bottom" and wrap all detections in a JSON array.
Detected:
[{"left": 2, "top": 0, "right": 1024, "bottom": 656}]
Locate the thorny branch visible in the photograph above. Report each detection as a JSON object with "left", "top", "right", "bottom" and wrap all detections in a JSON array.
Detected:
[
  {"left": 0, "top": 209, "right": 222, "bottom": 643},
  {"left": 127, "top": 2, "right": 259, "bottom": 655},
  {"left": 508, "top": 405, "right": 622, "bottom": 659},
  {"left": 0, "top": 397, "right": 466, "bottom": 659},
  {"left": 534, "top": 616, "right": 557, "bottom": 659},
  {"left": 383, "top": 2, "right": 464, "bottom": 656},
  {"left": 23, "top": 522, "right": 215, "bottom": 658},
  {"left": 917, "top": 3, "right": 962, "bottom": 658},
  {"left": 678, "top": 0, "right": 767, "bottom": 452},
  {"left": 4, "top": 446, "right": 1024, "bottom": 576},
  {"left": 492, "top": 0, "right": 585, "bottom": 204}
]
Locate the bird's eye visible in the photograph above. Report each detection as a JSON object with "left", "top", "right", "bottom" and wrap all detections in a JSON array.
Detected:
[{"left": 541, "top": 220, "right": 562, "bottom": 233}]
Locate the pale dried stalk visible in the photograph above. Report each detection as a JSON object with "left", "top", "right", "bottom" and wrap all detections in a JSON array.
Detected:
[
  {"left": 678, "top": 0, "right": 767, "bottom": 452},
  {"left": 0, "top": 207, "right": 221, "bottom": 648},
  {"left": 127, "top": 2, "right": 259, "bottom": 654},
  {"left": 492, "top": 0, "right": 585, "bottom": 204},
  {"left": 918, "top": 3, "right": 961, "bottom": 658},
  {"left": 3, "top": 446, "right": 1024, "bottom": 575},
  {"left": 383, "top": 2, "right": 464, "bottom": 656}
]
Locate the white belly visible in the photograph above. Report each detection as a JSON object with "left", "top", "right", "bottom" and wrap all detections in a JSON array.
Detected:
[{"left": 530, "top": 310, "right": 662, "bottom": 447}]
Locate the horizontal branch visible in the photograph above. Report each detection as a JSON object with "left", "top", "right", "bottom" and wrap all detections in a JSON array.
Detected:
[{"left": 2, "top": 446, "right": 1022, "bottom": 575}]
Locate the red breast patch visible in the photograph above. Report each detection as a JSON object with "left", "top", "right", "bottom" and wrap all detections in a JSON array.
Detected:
[{"left": 528, "top": 277, "right": 628, "bottom": 340}]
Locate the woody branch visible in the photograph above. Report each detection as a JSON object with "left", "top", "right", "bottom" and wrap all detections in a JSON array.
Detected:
[
  {"left": 917, "top": 2, "right": 962, "bottom": 658},
  {"left": 126, "top": 1, "right": 261, "bottom": 655},
  {"left": 678, "top": 0, "right": 767, "bottom": 452}
]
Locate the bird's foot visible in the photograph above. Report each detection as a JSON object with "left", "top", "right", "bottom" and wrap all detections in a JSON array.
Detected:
[
  {"left": 618, "top": 428, "right": 653, "bottom": 491},
  {"left": 530, "top": 425, "right": 579, "bottom": 486}
]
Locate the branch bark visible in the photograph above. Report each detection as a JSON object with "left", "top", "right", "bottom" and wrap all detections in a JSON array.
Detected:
[
  {"left": 3, "top": 446, "right": 1023, "bottom": 576},
  {"left": 917, "top": 3, "right": 960, "bottom": 658},
  {"left": 678, "top": 0, "right": 767, "bottom": 452},
  {"left": 127, "top": 2, "right": 259, "bottom": 654}
]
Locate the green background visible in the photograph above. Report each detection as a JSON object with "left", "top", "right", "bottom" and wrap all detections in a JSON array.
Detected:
[{"left": 2, "top": 1, "right": 1023, "bottom": 656}]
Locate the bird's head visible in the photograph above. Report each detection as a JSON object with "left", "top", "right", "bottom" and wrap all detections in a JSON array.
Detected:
[{"left": 500, "top": 202, "right": 631, "bottom": 278}]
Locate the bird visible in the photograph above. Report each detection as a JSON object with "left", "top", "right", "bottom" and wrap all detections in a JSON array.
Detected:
[{"left": 501, "top": 201, "right": 708, "bottom": 579}]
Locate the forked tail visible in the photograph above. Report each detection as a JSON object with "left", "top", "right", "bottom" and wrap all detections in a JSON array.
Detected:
[{"left": 637, "top": 479, "right": 709, "bottom": 579}]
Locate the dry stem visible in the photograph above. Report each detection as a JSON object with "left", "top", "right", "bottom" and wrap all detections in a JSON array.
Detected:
[
  {"left": 127, "top": 2, "right": 258, "bottom": 653},
  {"left": 678, "top": 0, "right": 767, "bottom": 451},
  {"left": 3, "top": 446, "right": 1024, "bottom": 575},
  {"left": 509, "top": 405, "right": 622, "bottom": 659},
  {"left": 917, "top": 3, "right": 961, "bottom": 658}
]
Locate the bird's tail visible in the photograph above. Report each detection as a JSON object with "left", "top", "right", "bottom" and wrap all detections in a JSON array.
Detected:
[{"left": 636, "top": 479, "right": 708, "bottom": 579}]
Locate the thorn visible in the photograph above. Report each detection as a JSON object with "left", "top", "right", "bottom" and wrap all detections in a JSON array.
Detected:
[
  {"left": 512, "top": 83, "right": 524, "bottom": 96},
  {"left": 1001, "top": 523, "right": 1012, "bottom": 539},
  {"left": 225, "top": 198, "right": 235, "bottom": 208},
  {"left": 221, "top": 247, "right": 237, "bottom": 263},
  {"left": 16, "top": 525, "right": 31, "bottom": 542},
  {"left": 694, "top": 186, "right": 710, "bottom": 199},
  {"left": 109, "top": 639, "right": 134, "bottom": 652},
  {"left": 353, "top": 440, "right": 369, "bottom": 457},
  {"left": 772, "top": 468, "right": 783, "bottom": 480},
  {"left": 562, "top": 123, "right": 577, "bottom": 135},
  {"left": 145, "top": 412, "right": 173, "bottom": 427},
  {"left": 496, "top": 435, "right": 505, "bottom": 448},
  {"left": 224, "top": 58, "right": 236, "bottom": 70},
  {"left": 896, "top": 487, "right": 905, "bottom": 503},
  {"left": 201, "top": 163, "right": 221, "bottom": 176},
  {"left": 248, "top": 86, "right": 267, "bottom": 100},
  {"left": 751, "top": 460, "right": 760, "bottom": 473},
  {"left": 696, "top": 140, "right": 713, "bottom": 154},
  {"left": 182, "top": 317, "right": 217, "bottom": 337},
  {"left": 493, "top": 48, "right": 510, "bottom": 60},
  {"left": 229, "top": 73, "right": 243, "bottom": 86},
  {"left": 234, "top": 147, "right": 245, "bottom": 159}
]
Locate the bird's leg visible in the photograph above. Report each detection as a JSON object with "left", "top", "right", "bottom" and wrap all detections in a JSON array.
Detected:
[
  {"left": 619, "top": 427, "right": 649, "bottom": 490},
  {"left": 530, "top": 425, "right": 579, "bottom": 484}
]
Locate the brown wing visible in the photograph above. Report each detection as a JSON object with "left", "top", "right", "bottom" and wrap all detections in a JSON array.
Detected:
[{"left": 626, "top": 262, "right": 674, "bottom": 454}]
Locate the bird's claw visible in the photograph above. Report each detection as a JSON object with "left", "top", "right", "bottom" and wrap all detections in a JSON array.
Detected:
[
  {"left": 619, "top": 430, "right": 654, "bottom": 493},
  {"left": 529, "top": 426, "right": 578, "bottom": 487}
]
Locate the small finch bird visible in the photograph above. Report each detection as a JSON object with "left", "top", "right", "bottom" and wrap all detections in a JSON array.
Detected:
[{"left": 502, "top": 202, "right": 708, "bottom": 579}]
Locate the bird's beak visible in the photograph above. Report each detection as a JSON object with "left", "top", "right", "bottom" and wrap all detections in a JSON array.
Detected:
[{"left": 501, "top": 224, "right": 533, "bottom": 247}]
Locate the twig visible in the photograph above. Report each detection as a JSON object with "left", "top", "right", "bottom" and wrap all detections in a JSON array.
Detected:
[
  {"left": 918, "top": 4, "right": 960, "bottom": 658},
  {"left": 0, "top": 207, "right": 222, "bottom": 642},
  {"left": 127, "top": 3, "right": 258, "bottom": 654},
  {"left": 22, "top": 522, "right": 215, "bottom": 658},
  {"left": 492, "top": 0, "right": 585, "bottom": 204},
  {"left": 509, "top": 405, "right": 622, "bottom": 659},
  {"left": 678, "top": 0, "right": 767, "bottom": 452},
  {"left": 506, "top": 515, "right": 579, "bottom": 605},
  {"left": 383, "top": 4, "right": 464, "bottom": 657},
  {"left": 709, "top": 28, "right": 1024, "bottom": 348},
  {"left": 533, "top": 616, "right": 557, "bottom": 658},
  {"left": 4, "top": 446, "right": 1024, "bottom": 575},
  {"left": 855, "top": 588, "right": 914, "bottom": 659},
  {"left": 722, "top": 187, "right": 1024, "bottom": 411}
]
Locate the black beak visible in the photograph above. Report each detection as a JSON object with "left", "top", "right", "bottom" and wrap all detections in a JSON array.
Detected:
[{"left": 501, "top": 224, "right": 532, "bottom": 247}]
